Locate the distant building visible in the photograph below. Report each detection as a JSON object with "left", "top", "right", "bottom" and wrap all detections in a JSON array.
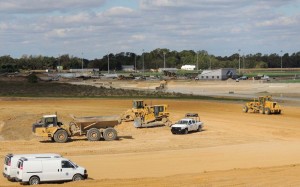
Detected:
[
  {"left": 181, "top": 65, "right": 196, "bottom": 71},
  {"left": 158, "top": 68, "right": 178, "bottom": 73},
  {"left": 122, "top": 65, "right": 135, "bottom": 72},
  {"left": 197, "top": 68, "right": 237, "bottom": 80},
  {"left": 56, "top": 66, "right": 63, "bottom": 71}
]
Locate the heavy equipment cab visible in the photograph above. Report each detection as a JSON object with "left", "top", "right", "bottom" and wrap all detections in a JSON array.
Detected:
[
  {"left": 133, "top": 100, "right": 144, "bottom": 109},
  {"left": 153, "top": 105, "right": 168, "bottom": 118},
  {"left": 41, "top": 115, "right": 58, "bottom": 127}
]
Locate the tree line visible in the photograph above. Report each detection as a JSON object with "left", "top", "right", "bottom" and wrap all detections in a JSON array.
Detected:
[{"left": 0, "top": 49, "right": 299, "bottom": 73}]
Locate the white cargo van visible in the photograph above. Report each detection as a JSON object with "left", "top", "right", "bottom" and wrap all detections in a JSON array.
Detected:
[
  {"left": 3, "top": 153, "right": 61, "bottom": 181},
  {"left": 16, "top": 157, "right": 87, "bottom": 185}
]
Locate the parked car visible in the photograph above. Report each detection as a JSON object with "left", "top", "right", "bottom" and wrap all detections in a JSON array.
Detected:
[
  {"left": 15, "top": 157, "right": 87, "bottom": 185},
  {"left": 3, "top": 153, "right": 61, "bottom": 182},
  {"left": 236, "top": 76, "right": 248, "bottom": 82},
  {"left": 171, "top": 113, "right": 203, "bottom": 134}
]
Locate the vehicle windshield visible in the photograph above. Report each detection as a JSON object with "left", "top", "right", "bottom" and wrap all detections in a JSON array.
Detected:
[
  {"left": 69, "top": 160, "right": 78, "bottom": 168},
  {"left": 4, "top": 157, "right": 10, "bottom": 165},
  {"left": 177, "top": 120, "right": 189, "bottom": 124}
]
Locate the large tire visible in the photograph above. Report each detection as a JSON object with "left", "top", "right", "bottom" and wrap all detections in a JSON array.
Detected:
[
  {"left": 103, "top": 128, "right": 117, "bottom": 141},
  {"left": 184, "top": 129, "right": 188, "bottom": 134},
  {"left": 265, "top": 107, "right": 271, "bottom": 115},
  {"left": 278, "top": 110, "right": 281, "bottom": 114},
  {"left": 87, "top": 128, "right": 101, "bottom": 141},
  {"left": 53, "top": 129, "right": 68, "bottom": 143},
  {"left": 73, "top": 174, "right": 83, "bottom": 181},
  {"left": 197, "top": 125, "right": 202, "bottom": 132},
  {"left": 29, "top": 176, "right": 40, "bottom": 185},
  {"left": 242, "top": 105, "right": 248, "bottom": 113}
]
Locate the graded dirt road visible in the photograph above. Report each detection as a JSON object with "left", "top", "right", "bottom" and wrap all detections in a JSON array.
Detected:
[{"left": 0, "top": 98, "right": 300, "bottom": 186}]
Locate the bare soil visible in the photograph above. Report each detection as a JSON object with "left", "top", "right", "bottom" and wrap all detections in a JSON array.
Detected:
[{"left": 1, "top": 98, "right": 300, "bottom": 186}]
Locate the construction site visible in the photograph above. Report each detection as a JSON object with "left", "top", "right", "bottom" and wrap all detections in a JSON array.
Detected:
[{"left": 0, "top": 76, "right": 300, "bottom": 186}]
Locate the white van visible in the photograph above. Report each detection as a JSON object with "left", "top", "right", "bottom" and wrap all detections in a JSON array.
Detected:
[
  {"left": 3, "top": 153, "right": 61, "bottom": 181},
  {"left": 16, "top": 157, "right": 87, "bottom": 185}
]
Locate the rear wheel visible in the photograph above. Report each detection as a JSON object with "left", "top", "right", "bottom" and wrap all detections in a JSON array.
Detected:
[
  {"left": 29, "top": 176, "right": 40, "bottom": 185},
  {"left": 242, "top": 105, "right": 248, "bottom": 113},
  {"left": 103, "top": 128, "right": 117, "bottom": 141},
  {"left": 53, "top": 129, "right": 68, "bottom": 143},
  {"left": 265, "top": 107, "right": 271, "bottom": 115},
  {"left": 87, "top": 128, "right": 101, "bottom": 141},
  {"left": 197, "top": 125, "right": 202, "bottom": 132},
  {"left": 73, "top": 174, "right": 83, "bottom": 181}
]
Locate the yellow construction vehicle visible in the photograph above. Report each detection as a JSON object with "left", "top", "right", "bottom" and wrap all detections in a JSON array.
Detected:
[
  {"left": 121, "top": 100, "right": 146, "bottom": 121},
  {"left": 32, "top": 114, "right": 120, "bottom": 143},
  {"left": 243, "top": 96, "right": 282, "bottom": 115},
  {"left": 121, "top": 100, "right": 170, "bottom": 122},
  {"left": 133, "top": 104, "right": 171, "bottom": 128}
]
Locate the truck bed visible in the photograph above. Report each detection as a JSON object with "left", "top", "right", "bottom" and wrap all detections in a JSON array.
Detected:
[{"left": 70, "top": 115, "right": 120, "bottom": 128}]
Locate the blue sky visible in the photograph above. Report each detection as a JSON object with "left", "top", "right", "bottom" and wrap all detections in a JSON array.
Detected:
[{"left": 0, "top": 0, "right": 299, "bottom": 59}]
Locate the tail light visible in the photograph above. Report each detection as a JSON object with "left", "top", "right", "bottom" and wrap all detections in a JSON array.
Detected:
[
  {"left": 8, "top": 161, "right": 11, "bottom": 166},
  {"left": 20, "top": 165, "right": 23, "bottom": 170}
]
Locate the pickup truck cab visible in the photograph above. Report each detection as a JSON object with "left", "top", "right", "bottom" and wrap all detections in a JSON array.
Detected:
[
  {"left": 171, "top": 113, "right": 203, "bottom": 134},
  {"left": 15, "top": 157, "right": 87, "bottom": 185},
  {"left": 3, "top": 153, "right": 61, "bottom": 182}
]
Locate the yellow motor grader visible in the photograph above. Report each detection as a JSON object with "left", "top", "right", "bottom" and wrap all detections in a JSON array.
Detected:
[{"left": 243, "top": 96, "right": 282, "bottom": 115}]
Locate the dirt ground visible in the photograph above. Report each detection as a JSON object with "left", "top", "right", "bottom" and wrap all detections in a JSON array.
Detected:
[{"left": 1, "top": 98, "right": 300, "bottom": 186}]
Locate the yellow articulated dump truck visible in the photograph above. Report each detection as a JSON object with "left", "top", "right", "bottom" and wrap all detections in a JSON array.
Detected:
[{"left": 32, "top": 114, "right": 120, "bottom": 143}]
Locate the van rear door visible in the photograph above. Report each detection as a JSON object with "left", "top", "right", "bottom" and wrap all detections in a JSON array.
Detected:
[{"left": 3, "top": 154, "right": 13, "bottom": 177}]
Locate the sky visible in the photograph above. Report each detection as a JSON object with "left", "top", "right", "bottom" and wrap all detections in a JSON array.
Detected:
[{"left": 0, "top": 0, "right": 299, "bottom": 59}]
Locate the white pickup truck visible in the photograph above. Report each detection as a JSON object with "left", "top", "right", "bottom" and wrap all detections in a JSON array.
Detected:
[{"left": 171, "top": 113, "right": 203, "bottom": 134}]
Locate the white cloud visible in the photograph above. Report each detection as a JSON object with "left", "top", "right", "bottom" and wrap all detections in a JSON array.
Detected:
[{"left": 0, "top": 0, "right": 300, "bottom": 58}]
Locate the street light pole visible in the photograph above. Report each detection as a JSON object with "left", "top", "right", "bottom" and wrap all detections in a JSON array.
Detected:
[
  {"left": 134, "top": 54, "right": 137, "bottom": 73},
  {"left": 142, "top": 49, "right": 145, "bottom": 74},
  {"left": 238, "top": 49, "right": 241, "bottom": 75},
  {"left": 107, "top": 52, "right": 110, "bottom": 74},
  {"left": 196, "top": 52, "right": 199, "bottom": 71},
  {"left": 280, "top": 50, "right": 283, "bottom": 71},
  {"left": 81, "top": 52, "right": 83, "bottom": 75},
  {"left": 163, "top": 51, "right": 166, "bottom": 69}
]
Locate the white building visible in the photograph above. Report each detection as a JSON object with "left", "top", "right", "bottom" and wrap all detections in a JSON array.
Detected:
[
  {"left": 181, "top": 65, "right": 196, "bottom": 71},
  {"left": 197, "top": 68, "right": 237, "bottom": 80}
]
